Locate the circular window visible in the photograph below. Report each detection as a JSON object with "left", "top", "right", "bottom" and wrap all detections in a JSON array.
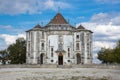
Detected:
[
  {"left": 51, "top": 60, "right": 54, "bottom": 62},
  {"left": 68, "top": 60, "right": 70, "bottom": 62}
]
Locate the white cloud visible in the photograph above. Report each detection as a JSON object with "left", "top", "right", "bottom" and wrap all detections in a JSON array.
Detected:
[
  {"left": 77, "top": 12, "right": 120, "bottom": 63},
  {"left": 0, "top": 24, "right": 27, "bottom": 50},
  {"left": 0, "top": 33, "right": 26, "bottom": 50},
  {"left": 44, "top": 0, "right": 70, "bottom": 11},
  {"left": 0, "top": 34, "right": 17, "bottom": 45},
  {"left": 89, "top": 12, "right": 120, "bottom": 25},
  {"left": 0, "top": 25, "right": 30, "bottom": 35},
  {"left": 91, "top": 13, "right": 111, "bottom": 24},
  {"left": 91, "top": 13, "right": 109, "bottom": 21},
  {"left": 0, "top": 25, "right": 12, "bottom": 29},
  {"left": 93, "top": 41, "right": 115, "bottom": 51},
  {"left": 82, "top": 22, "right": 120, "bottom": 36},
  {"left": 45, "top": 0, "right": 54, "bottom": 9},
  {"left": 81, "top": 22, "right": 120, "bottom": 52},
  {"left": 95, "top": 0, "right": 120, "bottom": 4},
  {"left": 0, "top": 0, "right": 70, "bottom": 15},
  {"left": 111, "top": 16, "right": 120, "bottom": 25}
]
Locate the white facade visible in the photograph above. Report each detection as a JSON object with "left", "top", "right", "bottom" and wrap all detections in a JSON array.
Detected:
[{"left": 26, "top": 13, "right": 93, "bottom": 65}]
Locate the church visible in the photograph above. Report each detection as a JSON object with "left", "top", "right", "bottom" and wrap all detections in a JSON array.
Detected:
[{"left": 26, "top": 12, "right": 93, "bottom": 65}]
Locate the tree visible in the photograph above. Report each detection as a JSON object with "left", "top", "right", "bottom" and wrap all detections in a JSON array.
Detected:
[
  {"left": 97, "top": 40, "right": 120, "bottom": 64},
  {"left": 98, "top": 48, "right": 113, "bottom": 63},
  {"left": 7, "top": 38, "right": 26, "bottom": 64},
  {"left": 113, "top": 40, "right": 120, "bottom": 63},
  {"left": 0, "top": 50, "right": 9, "bottom": 64}
]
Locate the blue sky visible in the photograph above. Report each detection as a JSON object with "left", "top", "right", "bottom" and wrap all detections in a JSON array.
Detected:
[{"left": 0, "top": 0, "right": 120, "bottom": 63}]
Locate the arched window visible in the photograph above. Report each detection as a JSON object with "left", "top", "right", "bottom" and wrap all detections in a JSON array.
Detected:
[{"left": 41, "top": 43, "right": 44, "bottom": 50}]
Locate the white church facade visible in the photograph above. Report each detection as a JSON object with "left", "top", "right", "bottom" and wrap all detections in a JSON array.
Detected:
[{"left": 26, "top": 13, "right": 93, "bottom": 65}]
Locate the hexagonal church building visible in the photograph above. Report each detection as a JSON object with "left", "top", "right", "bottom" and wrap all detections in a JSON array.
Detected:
[{"left": 26, "top": 12, "right": 93, "bottom": 65}]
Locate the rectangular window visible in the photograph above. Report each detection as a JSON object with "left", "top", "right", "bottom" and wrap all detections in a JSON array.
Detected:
[
  {"left": 41, "top": 43, "right": 44, "bottom": 50},
  {"left": 76, "top": 43, "right": 79, "bottom": 50},
  {"left": 28, "top": 43, "right": 30, "bottom": 57},
  {"left": 42, "top": 32, "right": 44, "bottom": 39},
  {"left": 68, "top": 48, "right": 70, "bottom": 51},
  {"left": 28, "top": 43, "right": 30, "bottom": 52},
  {"left": 51, "top": 48, "right": 53, "bottom": 57},
  {"left": 68, "top": 48, "right": 70, "bottom": 57},
  {"left": 76, "top": 35, "right": 79, "bottom": 39},
  {"left": 51, "top": 47, "right": 53, "bottom": 51}
]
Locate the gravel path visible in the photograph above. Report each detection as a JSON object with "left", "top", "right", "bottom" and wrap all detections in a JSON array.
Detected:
[{"left": 0, "top": 68, "right": 120, "bottom": 80}]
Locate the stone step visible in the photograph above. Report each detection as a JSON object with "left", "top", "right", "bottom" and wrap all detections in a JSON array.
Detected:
[{"left": 57, "top": 65, "right": 72, "bottom": 68}]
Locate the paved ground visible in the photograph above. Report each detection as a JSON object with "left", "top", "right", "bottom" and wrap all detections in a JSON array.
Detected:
[{"left": 0, "top": 68, "right": 120, "bottom": 80}]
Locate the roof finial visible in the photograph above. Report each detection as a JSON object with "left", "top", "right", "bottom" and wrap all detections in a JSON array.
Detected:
[{"left": 58, "top": 6, "right": 60, "bottom": 13}]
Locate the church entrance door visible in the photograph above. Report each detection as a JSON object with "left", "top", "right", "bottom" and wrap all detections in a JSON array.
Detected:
[
  {"left": 40, "top": 54, "right": 43, "bottom": 64},
  {"left": 76, "top": 53, "right": 81, "bottom": 64},
  {"left": 58, "top": 53, "right": 63, "bottom": 65}
]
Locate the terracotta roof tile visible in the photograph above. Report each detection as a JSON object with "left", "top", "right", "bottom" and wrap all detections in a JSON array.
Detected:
[
  {"left": 34, "top": 24, "right": 42, "bottom": 28},
  {"left": 77, "top": 25, "right": 85, "bottom": 29},
  {"left": 49, "top": 13, "right": 68, "bottom": 24}
]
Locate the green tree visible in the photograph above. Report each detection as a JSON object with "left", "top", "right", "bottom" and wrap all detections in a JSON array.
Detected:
[
  {"left": 0, "top": 50, "right": 9, "bottom": 64},
  {"left": 98, "top": 48, "right": 113, "bottom": 63},
  {"left": 97, "top": 40, "right": 120, "bottom": 64},
  {"left": 113, "top": 40, "right": 120, "bottom": 63},
  {"left": 7, "top": 38, "right": 26, "bottom": 64}
]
